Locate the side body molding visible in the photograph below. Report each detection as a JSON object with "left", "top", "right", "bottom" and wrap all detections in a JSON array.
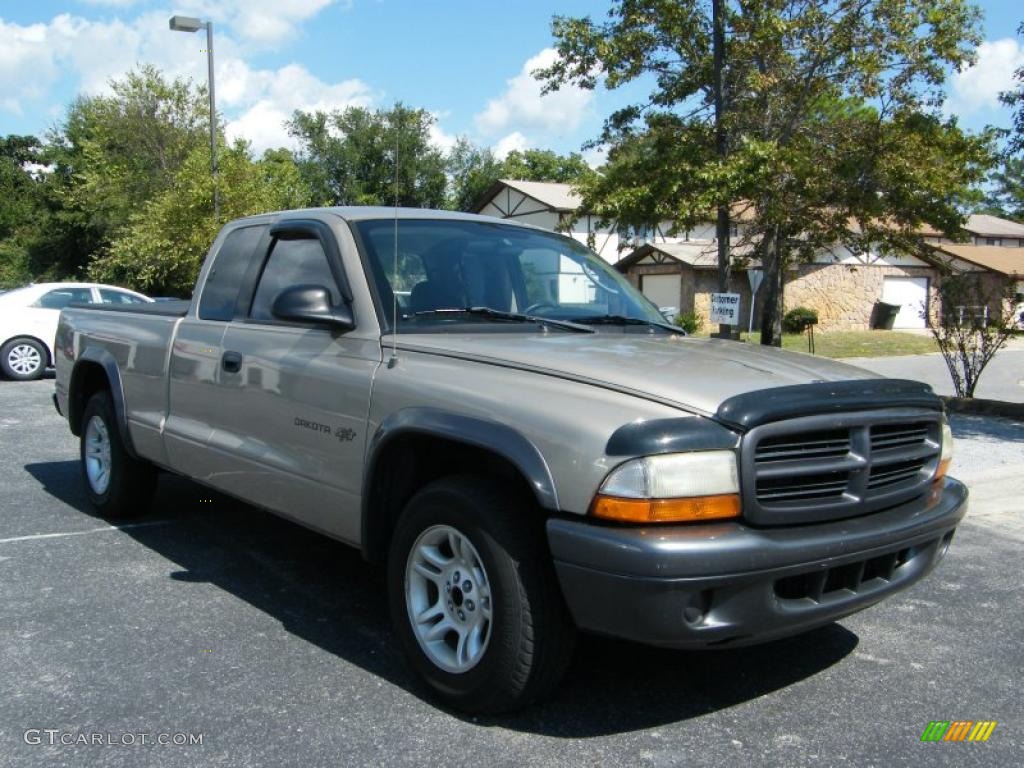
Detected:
[
  {"left": 361, "top": 408, "right": 560, "bottom": 547},
  {"left": 68, "top": 347, "right": 137, "bottom": 458}
]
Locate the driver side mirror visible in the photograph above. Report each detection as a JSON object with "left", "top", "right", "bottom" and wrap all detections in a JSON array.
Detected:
[{"left": 271, "top": 284, "right": 355, "bottom": 331}]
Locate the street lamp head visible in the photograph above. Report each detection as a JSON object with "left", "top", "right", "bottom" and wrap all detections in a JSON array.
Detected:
[{"left": 169, "top": 15, "right": 205, "bottom": 33}]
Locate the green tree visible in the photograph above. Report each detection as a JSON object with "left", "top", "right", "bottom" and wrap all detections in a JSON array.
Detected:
[
  {"left": 288, "top": 104, "right": 448, "bottom": 208},
  {"left": 446, "top": 143, "right": 597, "bottom": 212},
  {"left": 90, "top": 141, "right": 309, "bottom": 296},
  {"left": 29, "top": 65, "right": 211, "bottom": 279},
  {"left": 501, "top": 148, "right": 594, "bottom": 184},
  {"left": 0, "top": 135, "right": 45, "bottom": 287},
  {"left": 539, "top": 0, "right": 992, "bottom": 344},
  {"left": 446, "top": 138, "right": 505, "bottom": 212},
  {"left": 980, "top": 156, "right": 1024, "bottom": 221},
  {"left": 1001, "top": 22, "right": 1024, "bottom": 156}
]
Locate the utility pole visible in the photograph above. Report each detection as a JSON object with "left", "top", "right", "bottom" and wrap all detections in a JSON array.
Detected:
[
  {"left": 169, "top": 15, "right": 218, "bottom": 221},
  {"left": 712, "top": 0, "right": 731, "bottom": 337}
]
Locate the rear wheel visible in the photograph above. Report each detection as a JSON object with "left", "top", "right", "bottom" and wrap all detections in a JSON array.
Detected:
[
  {"left": 1, "top": 338, "right": 46, "bottom": 381},
  {"left": 80, "top": 391, "right": 156, "bottom": 518},
  {"left": 388, "top": 475, "right": 575, "bottom": 713}
]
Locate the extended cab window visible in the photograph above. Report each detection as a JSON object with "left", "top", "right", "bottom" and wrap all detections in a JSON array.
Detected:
[
  {"left": 250, "top": 237, "right": 340, "bottom": 322},
  {"left": 35, "top": 287, "right": 94, "bottom": 309},
  {"left": 199, "top": 225, "right": 266, "bottom": 321}
]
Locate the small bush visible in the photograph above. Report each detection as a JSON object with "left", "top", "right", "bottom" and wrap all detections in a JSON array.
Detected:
[
  {"left": 783, "top": 306, "right": 818, "bottom": 333},
  {"left": 674, "top": 310, "right": 703, "bottom": 334}
]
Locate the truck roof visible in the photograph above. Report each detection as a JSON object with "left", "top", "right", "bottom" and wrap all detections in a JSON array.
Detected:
[{"left": 231, "top": 206, "right": 541, "bottom": 228}]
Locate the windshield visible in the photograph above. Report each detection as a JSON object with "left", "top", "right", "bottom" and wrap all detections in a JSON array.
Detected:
[{"left": 353, "top": 219, "right": 665, "bottom": 331}]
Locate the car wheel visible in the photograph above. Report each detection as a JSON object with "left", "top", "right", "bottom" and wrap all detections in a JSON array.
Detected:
[
  {"left": 80, "top": 391, "right": 156, "bottom": 518},
  {"left": 0, "top": 338, "right": 47, "bottom": 381},
  {"left": 388, "top": 475, "right": 575, "bottom": 713}
]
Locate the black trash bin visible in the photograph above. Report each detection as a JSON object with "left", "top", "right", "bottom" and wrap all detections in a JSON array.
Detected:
[{"left": 871, "top": 301, "right": 900, "bottom": 330}]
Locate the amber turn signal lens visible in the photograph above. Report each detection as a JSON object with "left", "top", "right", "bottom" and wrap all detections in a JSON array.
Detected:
[
  {"left": 591, "top": 494, "right": 741, "bottom": 523},
  {"left": 934, "top": 457, "right": 951, "bottom": 483}
]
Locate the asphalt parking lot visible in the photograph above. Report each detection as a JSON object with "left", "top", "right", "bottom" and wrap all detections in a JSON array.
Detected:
[{"left": 1, "top": 376, "right": 1021, "bottom": 767}]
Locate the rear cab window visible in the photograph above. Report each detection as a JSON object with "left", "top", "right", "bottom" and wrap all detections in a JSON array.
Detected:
[{"left": 198, "top": 225, "right": 267, "bottom": 321}]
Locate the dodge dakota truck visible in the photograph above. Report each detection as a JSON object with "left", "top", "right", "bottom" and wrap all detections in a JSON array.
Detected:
[{"left": 54, "top": 207, "right": 966, "bottom": 713}]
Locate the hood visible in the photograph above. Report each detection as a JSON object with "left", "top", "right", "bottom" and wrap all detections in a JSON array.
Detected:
[{"left": 396, "top": 331, "right": 879, "bottom": 416}]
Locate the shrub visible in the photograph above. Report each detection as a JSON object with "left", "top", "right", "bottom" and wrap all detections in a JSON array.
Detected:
[
  {"left": 674, "top": 310, "right": 703, "bottom": 334},
  {"left": 783, "top": 306, "right": 818, "bottom": 333},
  {"left": 928, "top": 274, "right": 1017, "bottom": 398}
]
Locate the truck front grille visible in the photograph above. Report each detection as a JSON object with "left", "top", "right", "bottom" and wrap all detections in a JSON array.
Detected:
[{"left": 741, "top": 410, "right": 942, "bottom": 525}]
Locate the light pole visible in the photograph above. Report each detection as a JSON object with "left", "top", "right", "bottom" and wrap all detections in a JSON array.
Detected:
[{"left": 169, "top": 15, "right": 218, "bottom": 220}]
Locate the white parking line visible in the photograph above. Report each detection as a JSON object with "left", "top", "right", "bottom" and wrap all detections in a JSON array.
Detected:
[{"left": 0, "top": 520, "right": 175, "bottom": 545}]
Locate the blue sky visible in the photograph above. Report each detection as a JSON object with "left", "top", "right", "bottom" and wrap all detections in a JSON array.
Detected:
[{"left": 1, "top": 1, "right": 1021, "bottom": 161}]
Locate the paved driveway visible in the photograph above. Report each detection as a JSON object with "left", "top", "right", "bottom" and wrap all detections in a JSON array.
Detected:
[
  {"left": 1, "top": 378, "right": 1021, "bottom": 767},
  {"left": 844, "top": 347, "right": 1024, "bottom": 403}
]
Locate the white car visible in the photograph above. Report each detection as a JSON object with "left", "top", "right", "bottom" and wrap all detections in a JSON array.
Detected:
[{"left": 0, "top": 282, "right": 152, "bottom": 380}]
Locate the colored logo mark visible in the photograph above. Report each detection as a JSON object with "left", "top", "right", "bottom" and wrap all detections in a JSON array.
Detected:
[{"left": 920, "top": 721, "right": 997, "bottom": 742}]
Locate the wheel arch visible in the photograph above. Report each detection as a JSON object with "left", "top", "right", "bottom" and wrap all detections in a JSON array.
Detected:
[
  {"left": 67, "top": 348, "right": 138, "bottom": 458},
  {"left": 361, "top": 408, "right": 559, "bottom": 563}
]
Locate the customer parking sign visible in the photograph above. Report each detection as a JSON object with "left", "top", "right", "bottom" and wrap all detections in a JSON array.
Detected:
[{"left": 710, "top": 293, "right": 741, "bottom": 325}]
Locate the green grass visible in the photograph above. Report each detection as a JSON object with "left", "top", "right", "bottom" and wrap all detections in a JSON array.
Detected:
[{"left": 696, "top": 329, "right": 939, "bottom": 358}]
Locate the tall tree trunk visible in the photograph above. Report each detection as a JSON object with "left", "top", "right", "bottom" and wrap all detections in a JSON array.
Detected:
[
  {"left": 712, "top": 0, "right": 731, "bottom": 337},
  {"left": 759, "top": 228, "right": 784, "bottom": 347}
]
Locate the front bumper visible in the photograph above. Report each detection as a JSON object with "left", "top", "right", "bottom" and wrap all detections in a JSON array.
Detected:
[{"left": 547, "top": 478, "right": 967, "bottom": 648}]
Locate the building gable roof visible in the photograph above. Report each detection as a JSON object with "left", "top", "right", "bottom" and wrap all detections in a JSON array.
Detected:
[
  {"left": 615, "top": 241, "right": 757, "bottom": 271},
  {"left": 472, "top": 179, "right": 582, "bottom": 214},
  {"left": 917, "top": 214, "right": 1024, "bottom": 239},
  {"left": 928, "top": 243, "right": 1024, "bottom": 277}
]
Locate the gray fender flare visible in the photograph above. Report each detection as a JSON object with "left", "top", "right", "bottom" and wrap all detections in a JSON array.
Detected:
[
  {"left": 361, "top": 407, "right": 559, "bottom": 556},
  {"left": 69, "top": 348, "right": 138, "bottom": 458}
]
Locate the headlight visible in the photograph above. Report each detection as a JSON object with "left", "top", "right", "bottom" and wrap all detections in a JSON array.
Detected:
[
  {"left": 935, "top": 417, "right": 953, "bottom": 482},
  {"left": 591, "top": 450, "right": 741, "bottom": 524}
]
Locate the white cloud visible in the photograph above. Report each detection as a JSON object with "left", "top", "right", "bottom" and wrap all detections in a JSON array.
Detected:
[
  {"left": 0, "top": 19, "right": 61, "bottom": 114},
  {"left": 0, "top": 11, "right": 375, "bottom": 153},
  {"left": 173, "top": 0, "right": 346, "bottom": 46},
  {"left": 428, "top": 121, "right": 458, "bottom": 154},
  {"left": 224, "top": 65, "right": 374, "bottom": 153},
  {"left": 946, "top": 38, "right": 1024, "bottom": 118},
  {"left": 493, "top": 131, "right": 529, "bottom": 159},
  {"left": 474, "top": 48, "right": 593, "bottom": 139},
  {"left": 581, "top": 144, "right": 608, "bottom": 169}
]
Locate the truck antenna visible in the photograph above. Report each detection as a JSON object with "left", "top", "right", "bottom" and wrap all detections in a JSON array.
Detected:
[{"left": 388, "top": 109, "right": 400, "bottom": 368}]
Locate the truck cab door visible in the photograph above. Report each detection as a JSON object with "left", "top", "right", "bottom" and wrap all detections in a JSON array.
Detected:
[
  {"left": 164, "top": 223, "right": 269, "bottom": 478},
  {"left": 211, "top": 220, "right": 380, "bottom": 544}
]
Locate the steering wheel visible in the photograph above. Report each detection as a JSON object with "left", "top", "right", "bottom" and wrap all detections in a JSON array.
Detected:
[{"left": 523, "top": 302, "right": 558, "bottom": 315}]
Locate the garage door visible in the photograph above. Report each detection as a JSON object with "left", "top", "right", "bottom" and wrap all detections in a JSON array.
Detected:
[
  {"left": 882, "top": 277, "right": 928, "bottom": 329},
  {"left": 640, "top": 274, "right": 681, "bottom": 314}
]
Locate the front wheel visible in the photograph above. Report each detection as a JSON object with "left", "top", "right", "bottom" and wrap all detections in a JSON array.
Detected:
[
  {"left": 388, "top": 476, "right": 575, "bottom": 713},
  {"left": 1, "top": 338, "right": 47, "bottom": 381},
  {"left": 80, "top": 391, "right": 156, "bottom": 518}
]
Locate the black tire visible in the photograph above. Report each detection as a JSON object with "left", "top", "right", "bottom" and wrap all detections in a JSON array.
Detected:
[
  {"left": 79, "top": 391, "right": 156, "bottom": 518},
  {"left": 0, "top": 337, "right": 47, "bottom": 381},
  {"left": 387, "top": 475, "right": 576, "bottom": 714}
]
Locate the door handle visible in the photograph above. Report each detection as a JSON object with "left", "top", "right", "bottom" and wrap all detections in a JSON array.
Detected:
[{"left": 221, "top": 351, "right": 243, "bottom": 373}]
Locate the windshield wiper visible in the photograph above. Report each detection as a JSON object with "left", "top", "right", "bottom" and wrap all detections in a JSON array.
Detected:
[
  {"left": 411, "top": 307, "right": 595, "bottom": 333},
  {"left": 568, "top": 314, "right": 687, "bottom": 334}
]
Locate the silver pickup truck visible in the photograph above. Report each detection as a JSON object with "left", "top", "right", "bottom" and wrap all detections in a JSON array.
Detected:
[{"left": 54, "top": 207, "right": 967, "bottom": 713}]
